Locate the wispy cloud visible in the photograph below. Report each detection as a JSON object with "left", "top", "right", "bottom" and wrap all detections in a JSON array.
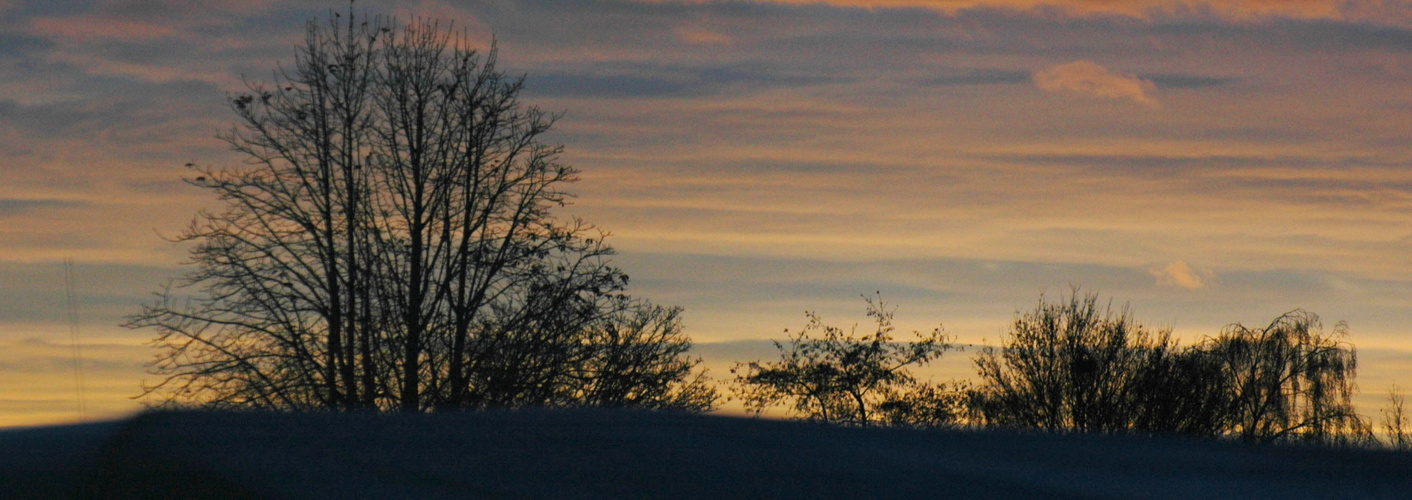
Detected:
[
  {"left": 0, "top": 198, "right": 84, "bottom": 217},
  {"left": 1033, "top": 60, "right": 1159, "bottom": 106},
  {"left": 1145, "top": 74, "right": 1237, "bottom": 89},
  {"left": 674, "top": 24, "right": 734, "bottom": 45},
  {"left": 526, "top": 63, "right": 853, "bottom": 98},
  {"left": 28, "top": 16, "right": 175, "bottom": 42},
  {"left": 923, "top": 69, "right": 1030, "bottom": 87},
  {"left": 633, "top": 0, "right": 1412, "bottom": 26}
]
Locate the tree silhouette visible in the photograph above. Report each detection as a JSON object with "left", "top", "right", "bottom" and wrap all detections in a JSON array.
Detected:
[
  {"left": 1382, "top": 385, "right": 1409, "bottom": 450},
  {"left": 972, "top": 290, "right": 1369, "bottom": 444},
  {"left": 126, "top": 10, "right": 715, "bottom": 412},
  {"left": 970, "top": 290, "right": 1190, "bottom": 434},
  {"left": 1123, "top": 342, "right": 1231, "bottom": 437},
  {"left": 731, "top": 294, "right": 961, "bottom": 427},
  {"left": 1204, "top": 310, "right": 1367, "bottom": 444}
]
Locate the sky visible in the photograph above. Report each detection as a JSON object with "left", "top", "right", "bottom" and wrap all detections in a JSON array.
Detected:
[{"left": 5, "top": 0, "right": 1412, "bottom": 426}]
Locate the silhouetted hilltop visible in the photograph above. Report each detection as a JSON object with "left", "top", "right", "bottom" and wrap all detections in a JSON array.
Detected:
[{"left": 3, "top": 409, "right": 1411, "bottom": 498}]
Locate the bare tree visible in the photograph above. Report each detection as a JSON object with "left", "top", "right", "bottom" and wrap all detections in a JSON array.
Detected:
[
  {"left": 971, "top": 290, "right": 1190, "bottom": 434},
  {"left": 575, "top": 302, "right": 719, "bottom": 411},
  {"left": 1383, "top": 385, "right": 1409, "bottom": 450},
  {"left": 1205, "top": 310, "right": 1368, "bottom": 445},
  {"left": 972, "top": 290, "right": 1369, "bottom": 445},
  {"left": 127, "top": 10, "right": 715, "bottom": 413},
  {"left": 731, "top": 294, "right": 959, "bottom": 428}
]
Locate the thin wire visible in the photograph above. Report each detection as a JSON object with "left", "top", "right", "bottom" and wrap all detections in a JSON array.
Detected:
[{"left": 64, "top": 259, "right": 87, "bottom": 422}]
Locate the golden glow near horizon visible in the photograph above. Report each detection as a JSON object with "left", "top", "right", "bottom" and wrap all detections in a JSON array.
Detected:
[{"left": 5, "top": 0, "right": 1412, "bottom": 426}]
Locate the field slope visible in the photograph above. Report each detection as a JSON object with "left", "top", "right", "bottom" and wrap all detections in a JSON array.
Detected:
[{"left": 2, "top": 409, "right": 1410, "bottom": 498}]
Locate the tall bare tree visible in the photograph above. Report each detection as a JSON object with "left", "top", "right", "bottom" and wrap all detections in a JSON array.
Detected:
[{"left": 127, "top": 10, "right": 715, "bottom": 413}]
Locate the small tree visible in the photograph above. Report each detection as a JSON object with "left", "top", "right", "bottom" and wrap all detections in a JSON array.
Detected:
[
  {"left": 1382, "top": 385, "right": 1409, "bottom": 450},
  {"left": 731, "top": 295, "right": 958, "bottom": 428},
  {"left": 1205, "top": 310, "right": 1368, "bottom": 445},
  {"left": 971, "top": 290, "right": 1188, "bottom": 434}
]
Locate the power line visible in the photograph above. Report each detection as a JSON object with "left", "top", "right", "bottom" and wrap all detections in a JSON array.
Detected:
[{"left": 63, "top": 259, "right": 87, "bottom": 422}]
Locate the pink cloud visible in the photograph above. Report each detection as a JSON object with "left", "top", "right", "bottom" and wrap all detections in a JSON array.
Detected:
[
  {"left": 631, "top": 0, "right": 1412, "bottom": 26},
  {"left": 28, "top": 16, "right": 176, "bottom": 42}
]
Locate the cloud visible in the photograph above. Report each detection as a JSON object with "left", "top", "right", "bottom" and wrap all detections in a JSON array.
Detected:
[
  {"left": 632, "top": 0, "right": 1412, "bottom": 27},
  {"left": 525, "top": 62, "right": 852, "bottom": 98},
  {"left": 1150, "top": 261, "right": 1210, "bottom": 289},
  {"left": 675, "top": 25, "right": 733, "bottom": 45},
  {"left": 924, "top": 69, "right": 1030, "bottom": 86},
  {"left": 1145, "top": 74, "right": 1237, "bottom": 89},
  {"left": 0, "top": 198, "right": 84, "bottom": 217},
  {"left": 28, "top": 16, "right": 176, "bottom": 42},
  {"left": 1033, "top": 60, "right": 1159, "bottom": 106}
]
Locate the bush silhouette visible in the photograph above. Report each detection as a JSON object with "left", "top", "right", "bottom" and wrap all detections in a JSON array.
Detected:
[
  {"left": 971, "top": 290, "right": 1369, "bottom": 445},
  {"left": 970, "top": 290, "right": 1192, "bottom": 433},
  {"left": 731, "top": 294, "right": 962, "bottom": 427}
]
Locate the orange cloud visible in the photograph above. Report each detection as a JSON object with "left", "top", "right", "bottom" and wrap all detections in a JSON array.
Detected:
[
  {"left": 1149, "top": 261, "right": 1210, "bottom": 289},
  {"left": 676, "top": 25, "right": 734, "bottom": 45},
  {"left": 1033, "top": 60, "right": 1159, "bottom": 106}
]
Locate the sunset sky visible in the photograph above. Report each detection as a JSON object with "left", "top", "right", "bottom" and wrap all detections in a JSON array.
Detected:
[{"left": 5, "top": 0, "right": 1412, "bottom": 426}]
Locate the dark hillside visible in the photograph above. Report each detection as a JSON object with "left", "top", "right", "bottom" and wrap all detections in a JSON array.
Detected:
[{"left": 2, "top": 410, "right": 1410, "bottom": 498}]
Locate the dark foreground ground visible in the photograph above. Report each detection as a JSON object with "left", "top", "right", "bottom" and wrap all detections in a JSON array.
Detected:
[{"left": 3, "top": 410, "right": 1411, "bottom": 499}]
